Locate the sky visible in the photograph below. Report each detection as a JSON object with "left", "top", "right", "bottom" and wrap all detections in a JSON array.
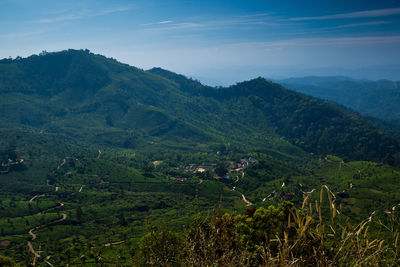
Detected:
[{"left": 1, "top": 0, "right": 400, "bottom": 85}]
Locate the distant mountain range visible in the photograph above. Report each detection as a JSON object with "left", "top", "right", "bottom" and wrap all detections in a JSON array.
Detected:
[
  {"left": 0, "top": 49, "right": 399, "bottom": 162},
  {"left": 278, "top": 76, "right": 400, "bottom": 125}
]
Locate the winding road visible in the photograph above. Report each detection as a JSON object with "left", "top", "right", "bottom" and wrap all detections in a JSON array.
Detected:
[
  {"left": 241, "top": 194, "right": 253, "bottom": 206},
  {"left": 29, "top": 194, "right": 46, "bottom": 203},
  {"left": 325, "top": 157, "right": 362, "bottom": 177},
  {"left": 56, "top": 159, "right": 66, "bottom": 170},
  {"left": 27, "top": 200, "right": 67, "bottom": 266},
  {"left": 27, "top": 241, "right": 40, "bottom": 265},
  {"left": 104, "top": 240, "right": 124, "bottom": 247}
]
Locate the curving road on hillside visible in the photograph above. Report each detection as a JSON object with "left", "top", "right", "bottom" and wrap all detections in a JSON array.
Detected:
[
  {"left": 241, "top": 194, "right": 253, "bottom": 206},
  {"left": 27, "top": 200, "right": 67, "bottom": 266}
]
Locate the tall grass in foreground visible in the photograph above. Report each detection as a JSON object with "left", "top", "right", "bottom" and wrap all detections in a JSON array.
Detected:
[{"left": 135, "top": 186, "right": 400, "bottom": 266}]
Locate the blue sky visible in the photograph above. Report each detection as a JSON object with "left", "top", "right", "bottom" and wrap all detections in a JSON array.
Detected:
[{"left": 1, "top": 0, "right": 400, "bottom": 84}]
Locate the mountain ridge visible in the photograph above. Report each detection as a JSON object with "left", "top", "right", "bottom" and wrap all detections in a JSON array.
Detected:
[
  {"left": 1, "top": 49, "right": 400, "bottom": 265},
  {"left": 279, "top": 76, "right": 400, "bottom": 125},
  {"left": 1, "top": 49, "right": 399, "bottom": 162}
]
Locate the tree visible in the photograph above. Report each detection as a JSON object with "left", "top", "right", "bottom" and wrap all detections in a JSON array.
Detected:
[
  {"left": 76, "top": 206, "right": 83, "bottom": 222},
  {"left": 134, "top": 230, "right": 183, "bottom": 266},
  {"left": 118, "top": 212, "right": 127, "bottom": 227},
  {"left": 141, "top": 163, "right": 155, "bottom": 176},
  {"left": 215, "top": 162, "right": 228, "bottom": 177},
  {"left": 0, "top": 255, "right": 16, "bottom": 266}
]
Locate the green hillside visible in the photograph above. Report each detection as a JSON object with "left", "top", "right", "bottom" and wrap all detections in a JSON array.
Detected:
[
  {"left": 280, "top": 76, "right": 400, "bottom": 125},
  {"left": 0, "top": 50, "right": 400, "bottom": 265},
  {"left": 1, "top": 49, "right": 399, "bottom": 161}
]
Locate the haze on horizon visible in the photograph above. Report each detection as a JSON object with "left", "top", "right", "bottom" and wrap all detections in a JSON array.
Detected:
[{"left": 1, "top": 0, "right": 400, "bottom": 86}]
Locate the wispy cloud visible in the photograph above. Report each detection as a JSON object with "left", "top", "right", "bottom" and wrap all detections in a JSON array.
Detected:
[
  {"left": 331, "top": 21, "right": 390, "bottom": 29},
  {"left": 149, "top": 22, "right": 204, "bottom": 31},
  {"left": 38, "top": 14, "right": 82, "bottom": 24},
  {"left": 229, "top": 35, "right": 400, "bottom": 49},
  {"left": 95, "top": 6, "right": 134, "bottom": 16},
  {"left": 235, "top": 12, "right": 274, "bottom": 19},
  {"left": 287, "top": 7, "right": 400, "bottom": 21},
  {"left": 0, "top": 30, "right": 46, "bottom": 40},
  {"left": 158, "top": 20, "right": 173, "bottom": 24},
  {"left": 141, "top": 13, "right": 282, "bottom": 32},
  {"left": 37, "top": 5, "right": 135, "bottom": 24},
  {"left": 141, "top": 20, "right": 174, "bottom": 26}
]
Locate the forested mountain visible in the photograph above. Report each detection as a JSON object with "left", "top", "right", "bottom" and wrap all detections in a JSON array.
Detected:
[
  {"left": 0, "top": 49, "right": 399, "bottom": 162},
  {"left": 279, "top": 76, "right": 400, "bottom": 125},
  {"left": 1, "top": 50, "right": 400, "bottom": 265}
]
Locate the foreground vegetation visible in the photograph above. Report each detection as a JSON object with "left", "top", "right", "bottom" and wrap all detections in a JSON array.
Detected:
[
  {"left": 136, "top": 188, "right": 400, "bottom": 266},
  {"left": 3, "top": 187, "right": 398, "bottom": 266},
  {"left": 0, "top": 146, "right": 399, "bottom": 265}
]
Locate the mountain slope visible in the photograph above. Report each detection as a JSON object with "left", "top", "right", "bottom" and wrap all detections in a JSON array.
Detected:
[
  {"left": 279, "top": 76, "right": 400, "bottom": 125},
  {"left": 0, "top": 50, "right": 399, "bottom": 162},
  {"left": 0, "top": 50, "right": 214, "bottom": 148},
  {"left": 2, "top": 50, "right": 400, "bottom": 266},
  {"left": 149, "top": 70, "right": 400, "bottom": 161}
]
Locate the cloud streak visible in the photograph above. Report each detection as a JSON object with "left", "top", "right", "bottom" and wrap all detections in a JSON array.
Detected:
[
  {"left": 140, "top": 14, "right": 282, "bottom": 33},
  {"left": 37, "top": 5, "right": 135, "bottom": 24},
  {"left": 331, "top": 21, "right": 390, "bottom": 29},
  {"left": 288, "top": 7, "right": 400, "bottom": 21},
  {"left": 158, "top": 20, "right": 173, "bottom": 24},
  {"left": 141, "top": 20, "right": 174, "bottom": 26},
  {"left": 38, "top": 14, "right": 82, "bottom": 24},
  {"left": 0, "top": 30, "right": 45, "bottom": 40},
  {"left": 227, "top": 35, "right": 400, "bottom": 49},
  {"left": 140, "top": 10, "right": 396, "bottom": 36}
]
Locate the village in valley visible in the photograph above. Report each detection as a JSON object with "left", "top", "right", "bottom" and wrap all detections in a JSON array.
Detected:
[
  {"left": 0, "top": 147, "right": 24, "bottom": 174},
  {"left": 0, "top": 158, "right": 24, "bottom": 174},
  {"left": 156, "top": 157, "right": 258, "bottom": 183}
]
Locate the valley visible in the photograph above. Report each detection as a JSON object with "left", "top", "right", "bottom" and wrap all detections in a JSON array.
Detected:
[{"left": 0, "top": 50, "right": 399, "bottom": 265}]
